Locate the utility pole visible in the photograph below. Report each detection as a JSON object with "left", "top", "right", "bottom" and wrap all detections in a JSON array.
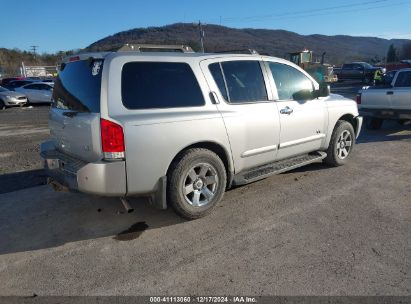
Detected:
[
  {"left": 197, "top": 21, "right": 205, "bottom": 53},
  {"left": 30, "top": 45, "right": 39, "bottom": 60}
]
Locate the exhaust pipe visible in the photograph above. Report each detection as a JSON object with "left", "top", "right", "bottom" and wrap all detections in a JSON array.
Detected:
[{"left": 120, "top": 197, "right": 134, "bottom": 213}]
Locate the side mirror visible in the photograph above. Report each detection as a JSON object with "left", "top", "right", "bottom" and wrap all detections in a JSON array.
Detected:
[
  {"left": 292, "top": 89, "right": 314, "bottom": 101},
  {"left": 315, "top": 83, "right": 330, "bottom": 98}
]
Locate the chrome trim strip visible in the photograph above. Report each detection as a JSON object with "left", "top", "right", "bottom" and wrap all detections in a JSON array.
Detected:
[
  {"left": 280, "top": 134, "right": 326, "bottom": 149},
  {"left": 241, "top": 145, "right": 278, "bottom": 158}
]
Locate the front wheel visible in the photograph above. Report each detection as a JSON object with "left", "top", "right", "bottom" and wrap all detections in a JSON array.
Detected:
[
  {"left": 324, "top": 120, "right": 356, "bottom": 167},
  {"left": 0, "top": 100, "right": 6, "bottom": 110},
  {"left": 167, "top": 148, "right": 227, "bottom": 219}
]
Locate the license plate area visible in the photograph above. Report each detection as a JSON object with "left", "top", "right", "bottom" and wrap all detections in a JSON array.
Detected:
[{"left": 46, "top": 159, "right": 60, "bottom": 170}]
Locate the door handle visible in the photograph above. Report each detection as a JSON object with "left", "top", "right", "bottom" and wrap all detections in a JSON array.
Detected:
[
  {"left": 280, "top": 106, "right": 293, "bottom": 115},
  {"left": 386, "top": 91, "right": 394, "bottom": 95}
]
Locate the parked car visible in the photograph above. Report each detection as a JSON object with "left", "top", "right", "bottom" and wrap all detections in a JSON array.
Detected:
[
  {"left": 15, "top": 82, "right": 53, "bottom": 104},
  {"left": 358, "top": 68, "right": 411, "bottom": 129},
  {"left": 1, "top": 77, "right": 25, "bottom": 87},
  {"left": 41, "top": 52, "right": 362, "bottom": 219},
  {"left": 334, "top": 62, "right": 384, "bottom": 84},
  {"left": 5, "top": 79, "right": 38, "bottom": 91},
  {"left": 0, "top": 86, "right": 27, "bottom": 109}
]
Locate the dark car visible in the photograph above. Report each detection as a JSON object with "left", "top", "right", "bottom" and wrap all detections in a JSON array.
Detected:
[
  {"left": 4, "top": 80, "right": 37, "bottom": 91},
  {"left": 1, "top": 77, "right": 24, "bottom": 87},
  {"left": 334, "top": 62, "right": 384, "bottom": 84}
]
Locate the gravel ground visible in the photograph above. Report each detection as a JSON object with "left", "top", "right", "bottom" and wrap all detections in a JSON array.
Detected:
[
  {"left": 0, "top": 105, "right": 49, "bottom": 174},
  {"left": 0, "top": 84, "right": 410, "bottom": 296}
]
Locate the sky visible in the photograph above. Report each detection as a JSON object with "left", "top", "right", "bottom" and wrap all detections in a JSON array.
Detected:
[{"left": 1, "top": 0, "right": 410, "bottom": 53}]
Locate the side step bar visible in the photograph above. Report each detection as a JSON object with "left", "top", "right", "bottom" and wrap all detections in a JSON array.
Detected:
[{"left": 233, "top": 151, "right": 327, "bottom": 186}]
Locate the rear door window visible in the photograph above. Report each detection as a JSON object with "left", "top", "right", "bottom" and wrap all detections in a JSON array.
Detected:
[{"left": 121, "top": 62, "right": 205, "bottom": 109}]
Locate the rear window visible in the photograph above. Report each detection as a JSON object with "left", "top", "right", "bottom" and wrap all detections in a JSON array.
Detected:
[
  {"left": 53, "top": 59, "right": 103, "bottom": 112},
  {"left": 395, "top": 71, "right": 411, "bottom": 87},
  {"left": 121, "top": 62, "right": 205, "bottom": 109}
]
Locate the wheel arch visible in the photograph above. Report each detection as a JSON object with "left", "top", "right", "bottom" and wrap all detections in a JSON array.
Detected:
[
  {"left": 166, "top": 141, "right": 234, "bottom": 189},
  {"left": 325, "top": 113, "right": 359, "bottom": 148}
]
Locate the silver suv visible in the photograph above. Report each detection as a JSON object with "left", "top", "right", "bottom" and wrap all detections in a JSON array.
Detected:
[{"left": 41, "top": 51, "right": 362, "bottom": 219}]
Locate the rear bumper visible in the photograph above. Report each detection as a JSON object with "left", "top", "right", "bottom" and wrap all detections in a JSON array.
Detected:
[
  {"left": 40, "top": 141, "right": 127, "bottom": 196},
  {"left": 359, "top": 108, "right": 411, "bottom": 120}
]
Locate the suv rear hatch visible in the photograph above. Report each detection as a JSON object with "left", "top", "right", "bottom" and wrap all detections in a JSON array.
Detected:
[{"left": 49, "top": 57, "right": 104, "bottom": 162}]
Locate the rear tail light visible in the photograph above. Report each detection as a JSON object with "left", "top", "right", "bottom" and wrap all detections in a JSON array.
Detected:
[
  {"left": 356, "top": 93, "right": 361, "bottom": 105},
  {"left": 69, "top": 56, "right": 80, "bottom": 62},
  {"left": 100, "top": 119, "right": 125, "bottom": 160}
]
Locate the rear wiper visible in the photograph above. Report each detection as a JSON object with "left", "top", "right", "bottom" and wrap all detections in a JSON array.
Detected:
[{"left": 63, "top": 111, "right": 79, "bottom": 117}]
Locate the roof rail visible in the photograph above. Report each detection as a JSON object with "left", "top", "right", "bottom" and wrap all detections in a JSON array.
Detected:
[
  {"left": 118, "top": 44, "right": 194, "bottom": 53},
  {"left": 214, "top": 49, "right": 259, "bottom": 55}
]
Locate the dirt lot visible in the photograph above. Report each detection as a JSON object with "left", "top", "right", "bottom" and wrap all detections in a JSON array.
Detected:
[{"left": 0, "top": 85, "right": 410, "bottom": 296}]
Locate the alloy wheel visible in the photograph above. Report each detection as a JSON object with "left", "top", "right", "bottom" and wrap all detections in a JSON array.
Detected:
[
  {"left": 336, "top": 130, "right": 352, "bottom": 159},
  {"left": 183, "top": 163, "right": 219, "bottom": 207}
]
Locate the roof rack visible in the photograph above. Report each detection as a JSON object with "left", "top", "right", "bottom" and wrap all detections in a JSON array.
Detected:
[
  {"left": 118, "top": 44, "right": 194, "bottom": 53},
  {"left": 215, "top": 49, "right": 259, "bottom": 55}
]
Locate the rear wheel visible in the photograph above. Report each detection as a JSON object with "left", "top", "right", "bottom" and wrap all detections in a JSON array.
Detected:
[
  {"left": 167, "top": 148, "right": 227, "bottom": 219},
  {"left": 324, "top": 120, "right": 355, "bottom": 167},
  {"left": 365, "top": 117, "right": 383, "bottom": 130}
]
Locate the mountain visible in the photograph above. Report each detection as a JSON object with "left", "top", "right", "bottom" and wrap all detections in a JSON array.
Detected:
[{"left": 87, "top": 23, "right": 410, "bottom": 64}]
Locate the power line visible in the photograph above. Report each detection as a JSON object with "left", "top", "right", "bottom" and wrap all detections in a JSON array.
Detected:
[
  {"left": 220, "top": 0, "right": 387, "bottom": 22},
  {"left": 208, "top": 0, "right": 406, "bottom": 24},
  {"left": 248, "top": 1, "right": 410, "bottom": 23}
]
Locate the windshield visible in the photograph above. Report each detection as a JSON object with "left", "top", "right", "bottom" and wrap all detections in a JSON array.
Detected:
[
  {"left": 355, "top": 62, "right": 373, "bottom": 69},
  {"left": 52, "top": 59, "right": 103, "bottom": 112}
]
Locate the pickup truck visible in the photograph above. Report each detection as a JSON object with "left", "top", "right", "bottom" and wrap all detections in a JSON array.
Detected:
[
  {"left": 358, "top": 68, "right": 411, "bottom": 129},
  {"left": 334, "top": 62, "right": 384, "bottom": 84}
]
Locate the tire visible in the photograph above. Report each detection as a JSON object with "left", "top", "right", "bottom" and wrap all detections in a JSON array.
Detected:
[
  {"left": 0, "top": 100, "right": 6, "bottom": 110},
  {"left": 365, "top": 117, "right": 383, "bottom": 130},
  {"left": 167, "top": 148, "right": 227, "bottom": 219},
  {"left": 324, "top": 120, "right": 356, "bottom": 167}
]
